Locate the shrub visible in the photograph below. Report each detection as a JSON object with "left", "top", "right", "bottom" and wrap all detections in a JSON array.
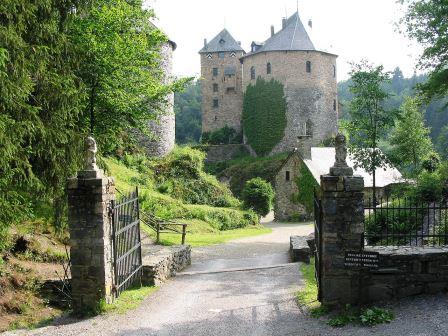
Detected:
[
  {"left": 293, "top": 163, "right": 319, "bottom": 216},
  {"left": 413, "top": 170, "right": 443, "bottom": 202},
  {"left": 242, "top": 178, "right": 275, "bottom": 216}
]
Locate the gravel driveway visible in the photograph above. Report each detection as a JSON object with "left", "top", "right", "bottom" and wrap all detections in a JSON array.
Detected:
[{"left": 4, "top": 222, "right": 448, "bottom": 336}]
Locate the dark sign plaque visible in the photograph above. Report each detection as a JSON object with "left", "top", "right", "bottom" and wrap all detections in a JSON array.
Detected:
[{"left": 344, "top": 251, "right": 379, "bottom": 269}]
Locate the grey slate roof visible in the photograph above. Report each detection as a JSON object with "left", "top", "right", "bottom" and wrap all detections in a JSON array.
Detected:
[
  {"left": 199, "top": 29, "right": 245, "bottom": 53},
  {"left": 244, "top": 12, "right": 317, "bottom": 57}
]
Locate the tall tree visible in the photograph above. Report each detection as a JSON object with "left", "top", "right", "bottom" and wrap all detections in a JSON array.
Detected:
[
  {"left": 69, "top": 0, "right": 186, "bottom": 154},
  {"left": 346, "top": 61, "right": 397, "bottom": 203},
  {"left": 400, "top": 0, "right": 448, "bottom": 100},
  {"left": 389, "top": 97, "right": 434, "bottom": 175}
]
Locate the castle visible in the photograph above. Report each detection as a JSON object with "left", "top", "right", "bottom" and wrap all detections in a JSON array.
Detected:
[{"left": 199, "top": 11, "right": 338, "bottom": 156}]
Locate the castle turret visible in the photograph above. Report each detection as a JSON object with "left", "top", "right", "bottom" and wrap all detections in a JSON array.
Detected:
[
  {"left": 199, "top": 29, "right": 245, "bottom": 134},
  {"left": 240, "top": 12, "right": 338, "bottom": 155}
]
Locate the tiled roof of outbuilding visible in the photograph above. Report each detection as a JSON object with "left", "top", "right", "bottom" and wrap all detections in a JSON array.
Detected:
[{"left": 199, "top": 29, "right": 245, "bottom": 53}]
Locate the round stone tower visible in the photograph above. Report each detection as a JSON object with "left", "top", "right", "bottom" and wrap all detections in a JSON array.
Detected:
[
  {"left": 241, "top": 12, "right": 338, "bottom": 156},
  {"left": 144, "top": 39, "right": 177, "bottom": 157}
]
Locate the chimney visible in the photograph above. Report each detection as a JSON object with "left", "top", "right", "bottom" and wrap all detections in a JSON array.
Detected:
[
  {"left": 308, "top": 19, "right": 313, "bottom": 28},
  {"left": 282, "top": 18, "right": 287, "bottom": 29},
  {"left": 270, "top": 25, "right": 275, "bottom": 37},
  {"left": 204, "top": 38, "right": 207, "bottom": 47}
]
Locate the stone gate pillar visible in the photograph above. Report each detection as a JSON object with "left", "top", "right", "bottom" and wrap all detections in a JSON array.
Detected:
[
  {"left": 320, "top": 133, "right": 364, "bottom": 306},
  {"left": 67, "top": 137, "right": 115, "bottom": 314}
]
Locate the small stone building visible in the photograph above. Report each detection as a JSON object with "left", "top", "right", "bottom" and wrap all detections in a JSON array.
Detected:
[{"left": 274, "top": 147, "right": 404, "bottom": 221}]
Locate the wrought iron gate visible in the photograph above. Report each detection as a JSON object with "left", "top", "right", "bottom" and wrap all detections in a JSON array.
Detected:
[
  {"left": 110, "top": 187, "right": 142, "bottom": 297},
  {"left": 313, "top": 190, "right": 323, "bottom": 302}
]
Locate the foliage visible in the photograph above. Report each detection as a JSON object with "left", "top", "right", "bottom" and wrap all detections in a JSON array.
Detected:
[
  {"left": 209, "top": 153, "right": 288, "bottom": 198},
  {"left": 328, "top": 305, "right": 394, "bottom": 327},
  {"left": 69, "top": 0, "right": 187, "bottom": 154},
  {"left": 413, "top": 170, "right": 444, "bottom": 202},
  {"left": 153, "top": 147, "right": 239, "bottom": 207},
  {"left": 242, "top": 78, "right": 287, "bottom": 156},
  {"left": 436, "top": 126, "right": 448, "bottom": 160},
  {"left": 294, "top": 163, "right": 319, "bottom": 216},
  {"left": 105, "top": 151, "right": 259, "bottom": 233},
  {"left": 389, "top": 97, "right": 434, "bottom": 175},
  {"left": 201, "top": 126, "right": 239, "bottom": 145},
  {"left": 175, "top": 80, "right": 202, "bottom": 144},
  {"left": 400, "top": 0, "right": 448, "bottom": 101},
  {"left": 241, "top": 178, "right": 275, "bottom": 217},
  {"left": 345, "top": 61, "right": 398, "bottom": 200}
]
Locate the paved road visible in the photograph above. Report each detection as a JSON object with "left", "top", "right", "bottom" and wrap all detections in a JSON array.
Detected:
[{"left": 4, "top": 222, "right": 448, "bottom": 336}]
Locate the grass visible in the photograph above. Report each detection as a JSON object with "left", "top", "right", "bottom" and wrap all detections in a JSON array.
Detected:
[
  {"left": 101, "top": 286, "right": 158, "bottom": 314},
  {"left": 142, "top": 222, "right": 272, "bottom": 247}
]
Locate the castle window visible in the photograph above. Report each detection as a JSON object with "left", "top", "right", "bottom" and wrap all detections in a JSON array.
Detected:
[
  {"left": 213, "top": 83, "right": 218, "bottom": 92},
  {"left": 230, "top": 51, "right": 236, "bottom": 57},
  {"left": 333, "top": 65, "right": 336, "bottom": 78},
  {"left": 306, "top": 119, "right": 313, "bottom": 137},
  {"left": 226, "top": 87, "right": 235, "bottom": 93},
  {"left": 212, "top": 68, "right": 218, "bottom": 76},
  {"left": 333, "top": 99, "right": 337, "bottom": 111},
  {"left": 267, "top": 62, "right": 272, "bottom": 74},
  {"left": 206, "top": 53, "right": 212, "bottom": 59},
  {"left": 285, "top": 171, "right": 290, "bottom": 181},
  {"left": 250, "top": 66, "right": 255, "bottom": 80},
  {"left": 213, "top": 99, "right": 219, "bottom": 108},
  {"left": 218, "top": 52, "right": 225, "bottom": 59},
  {"left": 306, "top": 61, "right": 312, "bottom": 73}
]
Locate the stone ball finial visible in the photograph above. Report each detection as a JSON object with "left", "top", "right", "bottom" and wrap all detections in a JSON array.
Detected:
[
  {"left": 330, "top": 133, "right": 353, "bottom": 176},
  {"left": 85, "top": 136, "right": 98, "bottom": 171}
]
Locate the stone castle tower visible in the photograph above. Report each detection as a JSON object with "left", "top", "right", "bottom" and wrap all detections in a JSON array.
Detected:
[
  {"left": 199, "top": 29, "right": 245, "bottom": 133},
  {"left": 200, "top": 12, "right": 338, "bottom": 156},
  {"left": 143, "top": 39, "right": 177, "bottom": 157}
]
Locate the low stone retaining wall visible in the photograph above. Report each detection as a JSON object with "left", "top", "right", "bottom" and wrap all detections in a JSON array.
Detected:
[
  {"left": 362, "top": 246, "right": 448, "bottom": 302},
  {"left": 141, "top": 244, "right": 191, "bottom": 286},
  {"left": 290, "top": 236, "right": 310, "bottom": 263},
  {"left": 201, "top": 144, "right": 251, "bottom": 163}
]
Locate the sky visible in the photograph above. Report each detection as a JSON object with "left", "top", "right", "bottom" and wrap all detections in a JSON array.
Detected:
[{"left": 145, "top": 0, "right": 423, "bottom": 81}]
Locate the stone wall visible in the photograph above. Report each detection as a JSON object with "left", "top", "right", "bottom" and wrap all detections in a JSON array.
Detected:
[
  {"left": 143, "top": 41, "right": 176, "bottom": 157},
  {"left": 202, "top": 144, "right": 251, "bottom": 163},
  {"left": 361, "top": 246, "right": 448, "bottom": 302},
  {"left": 200, "top": 50, "right": 245, "bottom": 133},
  {"left": 274, "top": 151, "right": 307, "bottom": 221},
  {"left": 142, "top": 244, "right": 191, "bottom": 286},
  {"left": 241, "top": 50, "right": 338, "bottom": 155}
]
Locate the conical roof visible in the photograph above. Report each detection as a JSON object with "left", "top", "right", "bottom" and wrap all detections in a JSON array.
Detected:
[
  {"left": 199, "top": 29, "right": 245, "bottom": 53},
  {"left": 256, "top": 12, "right": 315, "bottom": 53}
]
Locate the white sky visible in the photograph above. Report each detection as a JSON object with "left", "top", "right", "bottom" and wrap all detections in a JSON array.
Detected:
[{"left": 145, "top": 0, "right": 423, "bottom": 81}]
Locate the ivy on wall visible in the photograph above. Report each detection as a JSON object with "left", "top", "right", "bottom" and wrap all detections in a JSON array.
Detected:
[
  {"left": 242, "top": 78, "right": 287, "bottom": 156},
  {"left": 293, "top": 162, "right": 319, "bottom": 215}
]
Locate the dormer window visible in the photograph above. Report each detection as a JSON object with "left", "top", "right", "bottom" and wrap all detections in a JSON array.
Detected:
[
  {"left": 267, "top": 62, "right": 272, "bottom": 74},
  {"left": 219, "top": 38, "right": 225, "bottom": 44},
  {"left": 250, "top": 66, "right": 255, "bottom": 80}
]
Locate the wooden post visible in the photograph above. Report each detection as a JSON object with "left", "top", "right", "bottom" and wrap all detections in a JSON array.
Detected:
[
  {"left": 182, "top": 224, "right": 187, "bottom": 245},
  {"left": 156, "top": 222, "right": 160, "bottom": 244}
]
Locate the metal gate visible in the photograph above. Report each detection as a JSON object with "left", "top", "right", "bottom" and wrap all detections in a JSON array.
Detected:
[
  {"left": 313, "top": 190, "right": 323, "bottom": 302},
  {"left": 110, "top": 187, "right": 142, "bottom": 297}
]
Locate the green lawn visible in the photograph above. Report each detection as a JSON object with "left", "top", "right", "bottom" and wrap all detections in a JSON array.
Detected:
[{"left": 142, "top": 223, "right": 272, "bottom": 247}]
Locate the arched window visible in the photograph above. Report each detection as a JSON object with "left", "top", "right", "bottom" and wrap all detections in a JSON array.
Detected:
[
  {"left": 306, "top": 61, "right": 312, "bottom": 73},
  {"left": 267, "top": 62, "right": 272, "bottom": 74},
  {"left": 306, "top": 119, "right": 313, "bottom": 137},
  {"left": 250, "top": 66, "right": 256, "bottom": 80}
]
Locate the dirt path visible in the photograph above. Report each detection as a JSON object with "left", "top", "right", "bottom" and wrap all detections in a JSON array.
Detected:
[{"left": 4, "top": 222, "right": 448, "bottom": 336}]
